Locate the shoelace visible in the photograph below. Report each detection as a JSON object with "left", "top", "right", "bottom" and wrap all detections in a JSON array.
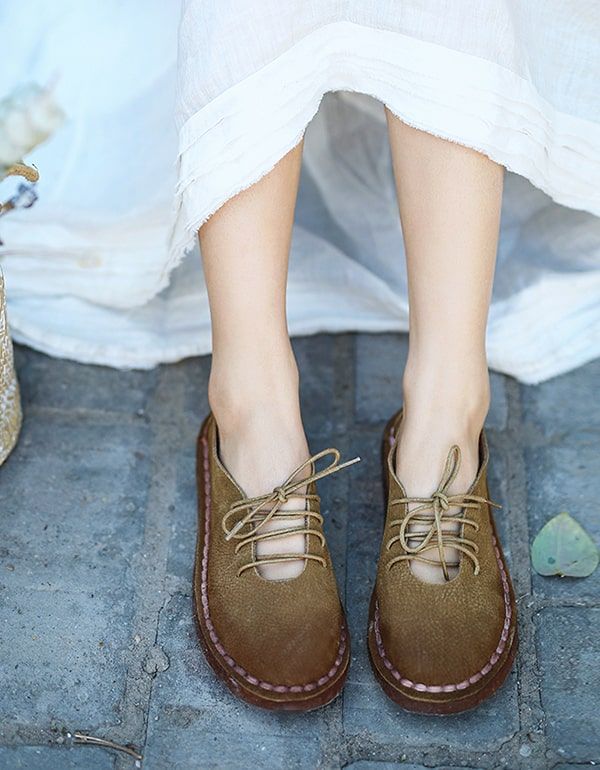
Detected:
[
  {"left": 223, "top": 448, "right": 360, "bottom": 576},
  {"left": 386, "top": 445, "right": 500, "bottom": 581}
]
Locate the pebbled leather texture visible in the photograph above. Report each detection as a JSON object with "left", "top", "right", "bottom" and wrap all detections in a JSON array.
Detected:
[
  {"left": 368, "top": 409, "right": 518, "bottom": 712},
  {"left": 193, "top": 413, "right": 350, "bottom": 709}
]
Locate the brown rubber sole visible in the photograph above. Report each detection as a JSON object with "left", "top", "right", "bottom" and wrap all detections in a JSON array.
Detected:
[
  {"left": 367, "top": 411, "right": 518, "bottom": 715},
  {"left": 192, "top": 417, "right": 351, "bottom": 712}
]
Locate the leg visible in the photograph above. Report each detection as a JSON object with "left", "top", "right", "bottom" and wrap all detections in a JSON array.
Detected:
[
  {"left": 385, "top": 111, "right": 503, "bottom": 583},
  {"left": 199, "top": 141, "right": 307, "bottom": 579}
]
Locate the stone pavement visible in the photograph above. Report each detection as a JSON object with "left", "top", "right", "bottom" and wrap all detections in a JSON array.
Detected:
[{"left": 0, "top": 334, "right": 598, "bottom": 770}]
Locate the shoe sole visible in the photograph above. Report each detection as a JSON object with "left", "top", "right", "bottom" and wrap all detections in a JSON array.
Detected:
[
  {"left": 192, "top": 416, "right": 350, "bottom": 712},
  {"left": 367, "top": 411, "right": 518, "bottom": 715}
]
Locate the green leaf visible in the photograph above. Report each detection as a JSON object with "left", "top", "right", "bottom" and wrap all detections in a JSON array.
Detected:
[{"left": 531, "top": 512, "right": 599, "bottom": 578}]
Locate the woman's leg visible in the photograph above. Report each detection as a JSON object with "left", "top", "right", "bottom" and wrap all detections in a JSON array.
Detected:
[
  {"left": 385, "top": 112, "right": 503, "bottom": 583},
  {"left": 199, "top": 141, "right": 308, "bottom": 579}
]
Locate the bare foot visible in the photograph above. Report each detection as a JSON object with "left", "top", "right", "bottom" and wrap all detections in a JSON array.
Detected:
[
  {"left": 394, "top": 377, "right": 489, "bottom": 584},
  {"left": 211, "top": 385, "right": 311, "bottom": 581}
]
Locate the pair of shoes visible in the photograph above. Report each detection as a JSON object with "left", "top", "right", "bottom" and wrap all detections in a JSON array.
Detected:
[{"left": 193, "top": 410, "right": 518, "bottom": 713}]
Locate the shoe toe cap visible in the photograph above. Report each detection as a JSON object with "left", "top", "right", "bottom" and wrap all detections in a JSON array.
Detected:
[
  {"left": 208, "top": 583, "right": 346, "bottom": 688},
  {"left": 373, "top": 584, "right": 510, "bottom": 690}
]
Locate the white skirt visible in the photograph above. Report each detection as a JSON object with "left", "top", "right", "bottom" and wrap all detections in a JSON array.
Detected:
[{"left": 1, "top": 0, "right": 599, "bottom": 382}]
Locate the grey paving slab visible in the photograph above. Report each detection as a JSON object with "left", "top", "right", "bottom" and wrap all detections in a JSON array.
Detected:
[
  {"left": 163, "top": 439, "right": 197, "bottom": 586},
  {"left": 521, "top": 358, "right": 600, "bottom": 435},
  {"left": 343, "top": 671, "right": 519, "bottom": 753},
  {"left": 164, "top": 357, "right": 210, "bottom": 429},
  {"left": 155, "top": 360, "right": 210, "bottom": 587},
  {"left": 0, "top": 409, "right": 150, "bottom": 729},
  {"left": 487, "top": 373, "right": 509, "bottom": 432},
  {"left": 552, "top": 766, "right": 590, "bottom": 770},
  {"left": 524, "top": 436, "right": 600, "bottom": 602},
  {"left": 354, "top": 333, "right": 508, "bottom": 430},
  {"left": 294, "top": 333, "right": 340, "bottom": 436},
  {"left": 14, "top": 345, "right": 158, "bottom": 416},
  {"left": 485, "top": 432, "right": 513, "bottom": 568},
  {"left": 346, "top": 764, "right": 414, "bottom": 770},
  {"left": 1, "top": 415, "right": 149, "bottom": 591},
  {"left": 143, "top": 725, "right": 322, "bottom": 770},
  {"left": 346, "top": 764, "right": 482, "bottom": 770},
  {"left": 354, "top": 333, "right": 407, "bottom": 424},
  {"left": 0, "top": 585, "right": 128, "bottom": 728},
  {"left": 318, "top": 440, "right": 353, "bottom": 586},
  {"left": 142, "top": 593, "right": 324, "bottom": 770},
  {"left": 536, "top": 607, "right": 600, "bottom": 763},
  {"left": 0, "top": 745, "right": 115, "bottom": 770},
  {"left": 344, "top": 425, "right": 386, "bottom": 683}
]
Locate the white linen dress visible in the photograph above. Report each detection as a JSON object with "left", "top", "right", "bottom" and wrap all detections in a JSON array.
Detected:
[{"left": 1, "top": 0, "right": 599, "bottom": 382}]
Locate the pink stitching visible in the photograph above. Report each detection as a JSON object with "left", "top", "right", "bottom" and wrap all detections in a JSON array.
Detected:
[
  {"left": 198, "top": 431, "right": 347, "bottom": 694},
  {"left": 377, "top": 421, "right": 514, "bottom": 692}
]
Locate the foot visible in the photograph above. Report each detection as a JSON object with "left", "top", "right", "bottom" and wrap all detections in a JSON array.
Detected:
[
  {"left": 209, "top": 362, "right": 310, "bottom": 580},
  {"left": 394, "top": 368, "right": 490, "bottom": 583}
]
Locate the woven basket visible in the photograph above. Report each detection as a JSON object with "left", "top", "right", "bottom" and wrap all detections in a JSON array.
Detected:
[
  {"left": 0, "top": 261, "right": 22, "bottom": 466},
  {"left": 0, "top": 161, "right": 35, "bottom": 464}
]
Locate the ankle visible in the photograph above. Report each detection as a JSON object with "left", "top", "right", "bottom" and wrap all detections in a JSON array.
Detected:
[
  {"left": 209, "top": 360, "right": 309, "bottom": 497},
  {"left": 402, "top": 355, "right": 490, "bottom": 434},
  {"left": 396, "top": 356, "right": 489, "bottom": 495},
  {"left": 209, "top": 347, "right": 301, "bottom": 434}
]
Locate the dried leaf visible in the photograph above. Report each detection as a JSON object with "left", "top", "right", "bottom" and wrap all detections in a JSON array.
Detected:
[{"left": 531, "top": 512, "right": 598, "bottom": 578}]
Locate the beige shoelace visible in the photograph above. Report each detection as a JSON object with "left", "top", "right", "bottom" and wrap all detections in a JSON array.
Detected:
[
  {"left": 387, "top": 445, "right": 500, "bottom": 581},
  {"left": 223, "top": 448, "right": 360, "bottom": 576}
]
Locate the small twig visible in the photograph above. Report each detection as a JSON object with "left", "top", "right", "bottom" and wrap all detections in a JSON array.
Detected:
[{"left": 73, "top": 732, "right": 143, "bottom": 761}]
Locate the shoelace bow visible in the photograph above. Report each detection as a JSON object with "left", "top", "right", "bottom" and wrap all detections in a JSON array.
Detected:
[
  {"left": 223, "top": 448, "right": 360, "bottom": 576},
  {"left": 387, "top": 445, "right": 500, "bottom": 581}
]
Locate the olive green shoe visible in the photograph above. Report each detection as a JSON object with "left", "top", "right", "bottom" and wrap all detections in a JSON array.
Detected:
[
  {"left": 194, "top": 413, "right": 358, "bottom": 710},
  {"left": 368, "top": 409, "right": 518, "bottom": 714}
]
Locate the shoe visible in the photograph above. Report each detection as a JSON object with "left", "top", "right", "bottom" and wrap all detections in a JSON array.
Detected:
[
  {"left": 194, "top": 413, "right": 358, "bottom": 711},
  {"left": 368, "top": 409, "right": 518, "bottom": 714}
]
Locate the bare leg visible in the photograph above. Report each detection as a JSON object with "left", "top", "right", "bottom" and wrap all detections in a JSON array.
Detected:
[
  {"left": 385, "top": 112, "right": 503, "bottom": 583},
  {"left": 199, "top": 142, "right": 308, "bottom": 579}
]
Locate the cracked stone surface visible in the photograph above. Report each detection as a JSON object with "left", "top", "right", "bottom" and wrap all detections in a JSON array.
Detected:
[{"left": 0, "top": 335, "right": 598, "bottom": 770}]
